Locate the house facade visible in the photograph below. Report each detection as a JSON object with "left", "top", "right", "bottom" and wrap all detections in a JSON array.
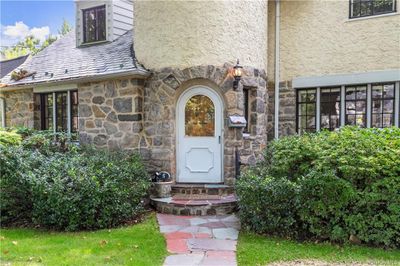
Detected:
[{"left": 1, "top": 0, "right": 399, "bottom": 187}]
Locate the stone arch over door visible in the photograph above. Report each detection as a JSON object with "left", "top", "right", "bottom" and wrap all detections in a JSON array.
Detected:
[{"left": 141, "top": 64, "right": 268, "bottom": 185}]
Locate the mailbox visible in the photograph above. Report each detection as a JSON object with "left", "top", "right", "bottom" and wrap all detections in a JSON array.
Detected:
[{"left": 228, "top": 114, "right": 247, "bottom": 128}]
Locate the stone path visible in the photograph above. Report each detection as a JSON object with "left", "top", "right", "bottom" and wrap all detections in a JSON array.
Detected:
[{"left": 157, "top": 213, "right": 240, "bottom": 266}]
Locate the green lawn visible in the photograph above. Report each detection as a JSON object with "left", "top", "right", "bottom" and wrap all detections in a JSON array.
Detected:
[
  {"left": 0, "top": 214, "right": 167, "bottom": 266},
  {"left": 237, "top": 232, "right": 400, "bottom": 266}
]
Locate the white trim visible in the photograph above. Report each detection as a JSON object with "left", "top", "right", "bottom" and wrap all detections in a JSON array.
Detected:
[
  {"left": 34, "top": 83, "right": 78, "bottom": 93},
  {"left": 316, "top": 87, "right": 321, "bottom": 131},
  {"left": 67, "top": 90, "right": 71, "bottom": 135},
  {"left": 293, "top": 70, "right": 400, "bottom": 89},
  {"left": 0, "top": 97, "right": 5, "bottom": 127},
  {"left": 395, "top": 81, "right": 400, "bottom": 127},
  {"left": 367, "top": 84, "right": 372, "bottom": 128},
  {"left": 346, "top": 11, "right": 399, "bottom": 22},
  {"left": 340, "top": 85, "right": 346, "bottom": 126},
  {"left": 52, "top": 92, "right": 56, "bottom": 132}
]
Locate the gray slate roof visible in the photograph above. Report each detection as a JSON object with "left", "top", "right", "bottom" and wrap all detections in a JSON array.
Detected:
[
  {"left": 1, "top": 30, "right": 148, "bottom": 87},
  {"left": 0, "top": 54, "right": 30, "bottom": 79}
]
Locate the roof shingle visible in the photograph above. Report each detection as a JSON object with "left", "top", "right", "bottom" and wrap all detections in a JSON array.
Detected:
[{"left": 0, "top": 30, "right": 148, "bottom": 87}]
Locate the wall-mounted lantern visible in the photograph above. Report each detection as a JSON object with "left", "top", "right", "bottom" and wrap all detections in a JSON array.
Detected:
[{"left": 232, "top": 59, "right": 243, "bottom": 90}]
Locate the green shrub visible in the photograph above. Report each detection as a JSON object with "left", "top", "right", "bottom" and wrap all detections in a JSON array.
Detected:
[
  {"left": 0, "top": 145, "right": 150, "bottom": 231},
  {"left": 0, "top": 130, "right": 22, "bottom": 146},
  {"left": 236, "top": 170, "right": 301, "bottom": 237},
  {"left": 345, "top": 175, "right": 400, "bottom": 248},
  {"left": 0, "top": 146, "right": 43, "bottom": 225},
  {"left": 236, "top": 126, "right": 400, "bottom": 248},
  {"left": 297, "top": 169, "right": 357, "bottom": 241}
]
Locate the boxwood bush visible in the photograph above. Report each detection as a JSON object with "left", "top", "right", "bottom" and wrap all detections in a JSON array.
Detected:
[
  {"left": 0, "top": 129, "right": 22, "bottom": 146},
  {"left": 0, "top": 133, "right": 150, "bottom": 231},
  {"left": 236, "top": 126, "right": 400, "bottom": 248}
]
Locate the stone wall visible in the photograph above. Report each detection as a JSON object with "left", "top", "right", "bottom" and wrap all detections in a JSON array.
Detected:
[
  {"left": 143, "top": 64, "right": 268, "bottom": 185},
  {"left": 1, "top": 89, "right": 34, "bottom": 128},
  {"left": 78, "top": 78, "right": 145, "bottom": 151},
  {"left": 267, "top": 81, "right": 296, "bottom": 139}
]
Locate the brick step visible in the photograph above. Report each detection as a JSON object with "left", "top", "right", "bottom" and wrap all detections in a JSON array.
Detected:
[
  {"left": 171, "top": 183, "right": 234, "bottom": 196},
  {"left": 150, "top": 194, "right": 237, "bottom": 216}
]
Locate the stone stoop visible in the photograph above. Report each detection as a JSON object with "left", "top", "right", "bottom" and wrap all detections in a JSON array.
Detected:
[{"left": 151, "top": 184, "right": 238, "bottom": 216}]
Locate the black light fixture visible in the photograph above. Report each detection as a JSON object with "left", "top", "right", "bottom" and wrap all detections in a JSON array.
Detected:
[{"left": 233, "top": 59, "right": 243, "bottom": 90}]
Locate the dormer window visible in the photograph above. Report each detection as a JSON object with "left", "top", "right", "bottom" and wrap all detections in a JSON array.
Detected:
[{"left": 83, "top": 5, "right": 106, "bottom": 43}]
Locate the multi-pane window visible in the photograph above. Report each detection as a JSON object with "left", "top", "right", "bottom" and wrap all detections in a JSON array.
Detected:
[
  {"left": 296, "top": 82, "right": 399, "bottom": 133},
  {"left": 345, "top": 85, "right": 367, "bottom": 127},
  {"left": 297, "top": 89, "right": 316, "bottom": 133},
  {"left": 83, "top": 5, "right": 106, "bottom": 43},
  {"left": 371, "top": 83, "right": 395, "bottom": 128},
  {"left": 350, "top": 0, "right": 396, "bottom": 18},
  {"left": 320, "top": 87, "right": 341, "bottom": 131},
  {"left": 41, "top": 93, "right": 54, "bottom": 131},
  {"left": 56, "top": 92, "right": 68, "bottom": 132},
  {"left": 71, "top": 91, "right": 79, "bottom": 133},
  {"left": 38, "top": 91, "right": 78, "bottom": 133}
]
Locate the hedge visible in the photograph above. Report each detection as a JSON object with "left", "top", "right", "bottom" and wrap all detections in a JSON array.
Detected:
[
  {"left": 0, "top": 130, "right": 150, "bottom": 231},
  {"left": 236, "top": 127, "right": 400, "bottom": 248}
]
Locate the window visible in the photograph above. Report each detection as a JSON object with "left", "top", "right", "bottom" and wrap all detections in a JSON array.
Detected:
[
  {"left": 371, "top": 83, "right": 395, "bottom": 128},
  {"left": 38, "top": 91, "right": 78, "bottom": 133},
  {"left": 296, "top": 82, "right": 399, "bottom": 133},
  {"left": 243, "top": 88, "right": 250, "bottom": 133},
  {"left": 297, "top": 89, "right": 316, "bottom": 133},
  {"left": 83, "top": 5, "right": 106, "bottom": 43},
  {"left": 321, "top": 87, "right": 341, "bottom": 130},
  {"left": 185, "top": 95, "right": 215, "bottom": 137},
  {"left": 350, "top": 0, "right": 396, "bottom": 18},
  {"left": 40, "top": 93, "right": 54, "bottom": 131},
  {"left": 345, "top": 85, "right": 367, "bottom": 127}
]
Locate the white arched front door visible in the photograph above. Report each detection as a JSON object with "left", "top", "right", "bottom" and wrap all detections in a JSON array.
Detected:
[{"left": 177, "top": 86, "right": 223, "bottom": 183}]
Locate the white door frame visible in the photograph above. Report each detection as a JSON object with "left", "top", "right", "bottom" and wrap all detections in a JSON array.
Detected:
[{"left": 176, "top": 85, "right": 224, "bottom": 183}]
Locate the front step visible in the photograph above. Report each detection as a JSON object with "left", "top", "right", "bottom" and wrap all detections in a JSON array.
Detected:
[
  {"left": 151, "top": 183, "right": 237, "bottom": 216},
  {"left": 171, "top": 183, "right": 234, "bottom": 196},
  {"left": 151, "top": 194, "right": 237, "bottom": 216}
]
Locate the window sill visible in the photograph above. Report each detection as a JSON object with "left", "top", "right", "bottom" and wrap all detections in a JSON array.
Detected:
[
  {"left": 79, "top": 40, "right": 109, "bottom": 47},
  {"left": 346, "top": 12, "right": 398, "bottom": 22}
]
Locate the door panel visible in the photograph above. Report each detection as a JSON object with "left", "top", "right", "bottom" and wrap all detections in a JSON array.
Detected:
[{"left": 177, "top": 87, "right": 222, "bottom": 183}]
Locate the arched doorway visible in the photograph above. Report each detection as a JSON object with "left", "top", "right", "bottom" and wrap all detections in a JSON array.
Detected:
[{"left": 176, "top": 86, "right": 224, "bottom": 183}]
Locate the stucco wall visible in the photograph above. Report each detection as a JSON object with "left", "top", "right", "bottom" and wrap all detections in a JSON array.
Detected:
[
  {"left": 268, "top": 0, "right": 400, "bottom": 82},
  {"left": 134, "top": 0, "right": 268, "bottom": 70},
  {"left": 267, "top": 0, "right": 400, "bottom": 137}
]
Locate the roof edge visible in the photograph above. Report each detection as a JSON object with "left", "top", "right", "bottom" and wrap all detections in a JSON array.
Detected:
[
  {"left": 0, "top": 54, "right": 30, "bottom": 63},
  {"left": 0, "top": 69, "right": 150, "bottom": 92}
]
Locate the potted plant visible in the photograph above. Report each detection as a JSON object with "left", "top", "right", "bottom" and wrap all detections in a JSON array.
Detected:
[{"left": 151, "top": 171, "right": 173, "bottom": 198}]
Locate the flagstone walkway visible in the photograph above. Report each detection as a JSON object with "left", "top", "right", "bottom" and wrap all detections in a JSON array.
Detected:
[{"left": 156, "top": 213, "right": 240, "bottom": 266}]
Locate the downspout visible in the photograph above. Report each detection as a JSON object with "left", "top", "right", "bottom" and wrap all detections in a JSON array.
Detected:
[{"left": 274, "top": 0, "right": 280, "bottom": 139}]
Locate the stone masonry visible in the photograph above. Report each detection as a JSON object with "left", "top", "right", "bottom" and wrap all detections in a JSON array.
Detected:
[
  {"left": 1, "top": 89, "right": 34, "bottom": 128},
  {"left": 267, "top": 80, "right": 297, "bottom": 139},
  {"left": 142, "top": 63, "right": 268, "bottom": 185},
  {"left": 1, "top": 64, "right": 268, "bottom": 185},
  {"left": 78, "top": 78, "right": 145, "bottom": 151}
]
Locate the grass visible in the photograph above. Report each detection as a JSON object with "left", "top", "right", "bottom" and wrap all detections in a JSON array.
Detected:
[
  {"left": 0, "top": 214, "right": 167, "bottom": 266},
  {"left": 237, "top": 232, "right": 400, "bottom": 266}
]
